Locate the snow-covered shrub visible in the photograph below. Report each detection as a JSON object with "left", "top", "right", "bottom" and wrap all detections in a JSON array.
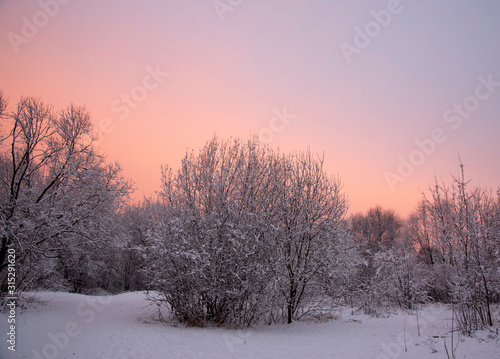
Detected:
[
  {"left": 349, "top": 206, "right": 405, "bottom": 313},
  {"left": 374, "top": 240, "right": 429, "bottom": 309},
  {"left": 422, "top": 165, "right": 500, "bottom": 335},
  {"left": 144, "top": 136, "right": 350, "bottom": 326}
]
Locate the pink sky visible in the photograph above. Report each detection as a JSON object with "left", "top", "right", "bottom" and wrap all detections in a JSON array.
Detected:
[{"left": 1, "top": 0, "right": 499, "bottom": 216}]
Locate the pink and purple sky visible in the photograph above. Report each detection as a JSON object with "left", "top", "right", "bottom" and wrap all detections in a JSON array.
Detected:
[{"left": 1, "top": 0, "right": 499, "bottom": 216}]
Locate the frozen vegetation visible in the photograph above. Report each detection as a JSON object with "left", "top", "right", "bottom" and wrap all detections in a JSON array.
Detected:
[{"left": 1, "top": 93, "right": 500, "bottom": 358}]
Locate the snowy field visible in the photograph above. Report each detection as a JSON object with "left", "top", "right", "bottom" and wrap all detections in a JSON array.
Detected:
[{"left": 1, "top": 292, "right": 499, "bottom": 359}]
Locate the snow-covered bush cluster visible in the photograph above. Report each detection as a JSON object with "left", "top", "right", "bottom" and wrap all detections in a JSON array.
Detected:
[{"left": 139, "top": 137, "right": 355, "bottom": 326}]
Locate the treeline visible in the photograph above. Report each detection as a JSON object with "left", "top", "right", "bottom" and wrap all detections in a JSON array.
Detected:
[{"left": 1, "top": 93, "right": 499, "bottom": 335}]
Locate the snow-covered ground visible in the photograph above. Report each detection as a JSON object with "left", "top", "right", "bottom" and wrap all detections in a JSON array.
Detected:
[{"left": 1, "top": 292, "right": 499, "bottom": 359}]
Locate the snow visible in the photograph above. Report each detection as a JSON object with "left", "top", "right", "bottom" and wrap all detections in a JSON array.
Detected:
[{"left": 1, "top": 292, "right": 499, "bottom": 359}]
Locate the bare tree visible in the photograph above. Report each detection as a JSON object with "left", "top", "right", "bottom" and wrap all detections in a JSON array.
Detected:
[
  {"left": 0, "top": 91, "right": 6, "bottom": 119},
  {"left": 405, "top": 201, "right": 437, "bottom": 265},
  {"left": 351, "top": 206, "right": 403, "bottom": 250}
]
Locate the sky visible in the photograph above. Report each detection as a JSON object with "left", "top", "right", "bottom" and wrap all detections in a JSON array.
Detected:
[{"left": 1, "top": 0, "right": 499, "bottom": 216}]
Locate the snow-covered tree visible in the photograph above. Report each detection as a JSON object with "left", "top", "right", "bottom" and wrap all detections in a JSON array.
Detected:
[
  {"left": 268, "top": 150, "right": 348, "bottom": 323},
  {"left": 374, "top": 237, "right": 429, "bottom": 309},
  {"left": 404, "top": 201, "right": 450, "bottom": 302},
  {"left": 423, "top": 163, "right": 499, "bottom": 334},
  {"left": 349, "top": 206, "right": 403, "bottom": 313},
  {"left": 0, "top": 95, "right": 132, "bottom": 293}
]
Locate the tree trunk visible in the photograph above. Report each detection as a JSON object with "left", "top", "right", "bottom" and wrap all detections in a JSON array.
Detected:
[{"left": 287, "top": 303, "right": 293, "bottom": 324}]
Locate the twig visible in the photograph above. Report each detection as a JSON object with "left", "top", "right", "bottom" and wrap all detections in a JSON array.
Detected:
[
  {"left": 451, "top": 303, "right": 454, "bottom": 358},
  {"left": 416, "top": 305, "right": 421, "bottom": 337},
  {"left": 444, "top": 338, "right": 451, "bottom": 359},
  {"left": 404, "top": 314, "right": 408, "bottom": 352}
]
